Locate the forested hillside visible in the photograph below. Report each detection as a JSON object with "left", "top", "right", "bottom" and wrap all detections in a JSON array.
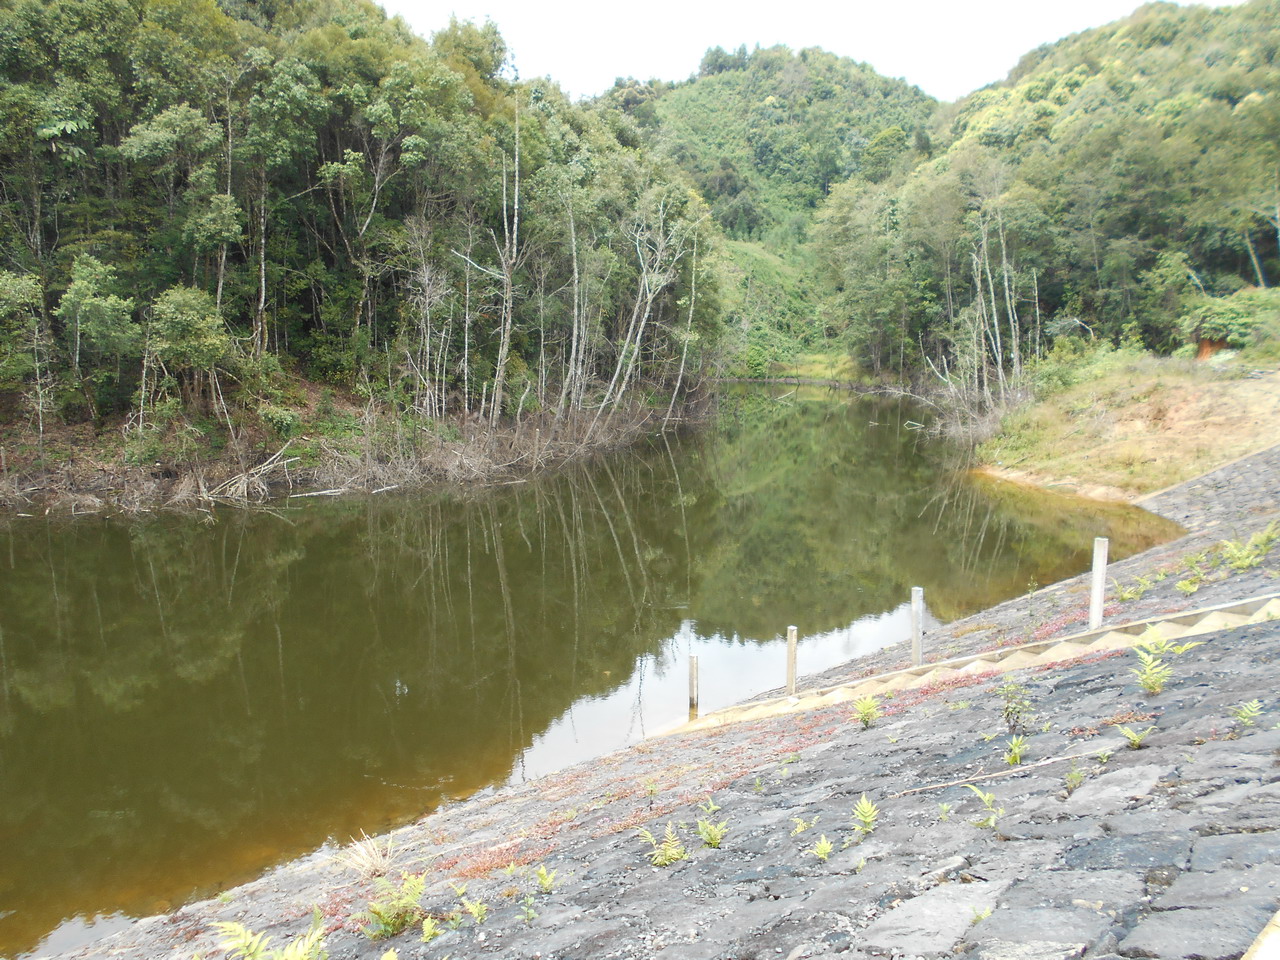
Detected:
[
  {"left": 604, "top": 47, "right": 936, "bottom": 375},
  {"left": 0, "top": 0, "right": 718, "bottom": 490},
  {"left": 815, "top": 0, "right": 1280, "bottom": 393},
  {"left": 607, "top": 47, "right": 935, "bottom": 244}
]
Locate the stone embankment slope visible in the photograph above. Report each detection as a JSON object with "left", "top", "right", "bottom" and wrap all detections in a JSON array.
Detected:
[{"left": 51, "top": 444, "right": 1280, "bottom": 960}]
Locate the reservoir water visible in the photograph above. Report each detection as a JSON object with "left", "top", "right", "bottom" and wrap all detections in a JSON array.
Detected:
[{"left": 0, "top": 386, "right": 1182, "bottom": 957}]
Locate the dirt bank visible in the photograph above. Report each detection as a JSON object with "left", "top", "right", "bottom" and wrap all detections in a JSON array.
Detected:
[
  {"left": 970, "top": 464, "right": 1134, "bottom": 503},
  {"left": 978, "top": 356, "right": 1280, "bottom": 500}
]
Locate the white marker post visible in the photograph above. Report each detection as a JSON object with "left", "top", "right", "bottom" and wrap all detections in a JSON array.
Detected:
[
  {"left": 688, "top": 655, "right": 699, "bottom": 719},
  {"left": 1089, "top": 537, "right": 1110, "bottom": 631},
  {"left": 786, "top": 625, "right": 798, "bottom": 695},
  {"left": 911, "top": 587, "right": 924, "bottom": 667}
]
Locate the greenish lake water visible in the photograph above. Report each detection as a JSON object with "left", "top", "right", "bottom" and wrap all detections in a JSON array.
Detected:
[{"left": 0, "top": 386, "right": 1182, "bottom": 957}]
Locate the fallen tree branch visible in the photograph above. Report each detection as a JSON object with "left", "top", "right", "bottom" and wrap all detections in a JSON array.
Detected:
[{"left": 885, "top": 748, "right": 1106, "bottom": 799}]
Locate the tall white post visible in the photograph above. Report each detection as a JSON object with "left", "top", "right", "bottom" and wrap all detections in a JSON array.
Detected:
[
  {"left": 911, "top": 587, "right": 924, "bottom": 667},
  {"left": 786, "top": 625, "right": 798, "bottom": 695},
  {"left": 1089, "top": 537, "right": 1109, "bottom": 631},
  {"left": 688, "top": 655, "right": 699, "bottom": 719}
]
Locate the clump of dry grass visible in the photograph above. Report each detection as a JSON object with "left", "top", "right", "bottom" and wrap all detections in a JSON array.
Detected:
[{"left": 333, "top": 831, "right": 395, "bottom": 881}]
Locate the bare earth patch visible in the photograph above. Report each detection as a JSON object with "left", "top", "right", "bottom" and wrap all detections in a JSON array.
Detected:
[{"left": 978, "top": 364, "right": 1280, "bottom": 501}]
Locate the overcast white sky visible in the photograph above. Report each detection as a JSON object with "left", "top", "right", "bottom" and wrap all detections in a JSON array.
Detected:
[{"left": 376, "top": 0, "right": 1246, "bottom": 102}]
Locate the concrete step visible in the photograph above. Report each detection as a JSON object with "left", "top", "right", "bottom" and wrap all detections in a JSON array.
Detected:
[
  {"left": 996, "top": 650, "right": 1045, "bottom": 670},
  {"left": 1036, "top": 641, "right": 1093, "bottom": 662},
  {"left": 879, "top": 673, "right": 919, "bottom": 694},
  {"left": 1252, "top": 598, "right": 1280, "bottom": 620},
  {"left": 1192, "top": 611, "right": 1250, "bottom": 632},
  {"left": 1085, "top": 632, "right": 1137, "bottom": 653},
  {"left": 853, "top": 679, "right": 891, "bottom": 697},
  {"left": 1244, "top": 597, "right": 1280, "bottom": 620},
  {"left": 813, "top": 687, "right": 860, "bottom": 708},
  {"left": 736, "top": 699, "right": 798, "bottom": 722},
  {"left": 903, "top": 667, "right": 953, "bottom": 689},
  {"left": 1137, "top": 623, "right": 1187, "bottom": 643},
  {"left": 958, "top": 657, "right": 1004, "bottom": 675}
]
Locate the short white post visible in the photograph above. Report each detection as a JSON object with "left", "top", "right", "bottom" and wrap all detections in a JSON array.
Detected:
[
  {"left": 1089, "top": 537, "right": 1109, "bottom": 630},
  {"left": 910, "top": 587, "right": 924, "bottom": 666},
  {"left": 688, "top": 655, "right": 699, "bottom": 719},
  {"left": 786, "top": 625, "right": 798, "bottom": 695}
]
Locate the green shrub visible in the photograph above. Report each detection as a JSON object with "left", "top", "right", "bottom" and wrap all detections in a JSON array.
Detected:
[
  {"left": 1178, "top": 297, "right": 1254, "bottom": 347},
  {"left": 259, "top": 404, "right": 301, "bottom": 438},
  {"left": 1233, "top": 287, "right": 1280, "bottom": 360}
]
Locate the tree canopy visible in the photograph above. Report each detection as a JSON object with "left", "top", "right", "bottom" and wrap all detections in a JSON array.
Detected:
[
  {"left": 813, "top": 0, "right": 1280, "bottom": 382},
  {"left": 0, "top": 0, "right": 720, "bottom": 461}
]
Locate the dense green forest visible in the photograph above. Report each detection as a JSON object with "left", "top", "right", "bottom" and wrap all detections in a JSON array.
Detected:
[
  {"left": 3, "top": 0, "right": 1280, "bottom": 495},
  {"left": 607, "top": 46, "right": 935, "bottom": 244},
  {"left": 814, "top": 0, "right": 1280, "bottom": 393},
  {"left": 0, "top": 0, "right": 719, "bottom": 484},
  {"left": 605, "top": 46, "right": 935, "bottom": 372}
]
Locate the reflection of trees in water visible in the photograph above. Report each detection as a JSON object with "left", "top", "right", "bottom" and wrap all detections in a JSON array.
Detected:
[
  {"left": 0, "top": 389, "right": 1180, "bottom": 955},
  {"left": 682, "top": 385, "right": 1181, "bottom": 629},
  {"left": 913, "top": 470, "right": 1182, "bottom": 619},
  {"left": 0, "top": 468, "right": 691, "bottom": 953}
]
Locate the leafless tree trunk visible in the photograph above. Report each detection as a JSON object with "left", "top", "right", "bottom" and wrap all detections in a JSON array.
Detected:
[
  {"left": 1242, "top": 230, "right": 1268, "bottom": 288},
  {"left": 557, "top": 197, "right": 582, "bottom": 420},
  {"left": 664, "top": 234, "right": 698, "bottom": 424},
  {"left": 255, "top": 183, "right": 268, "bottom": 358},
  {"left": 489, "top": 104, "right": 524, "bottom": 427}
]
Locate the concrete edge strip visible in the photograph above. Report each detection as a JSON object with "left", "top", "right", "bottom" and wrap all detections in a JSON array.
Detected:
[
  {"left": 661, "top": 591, "right": 1280, "bottom": 736},
  {"left": 1243, "top": 907, "right": 1280, "bottom": 960}
]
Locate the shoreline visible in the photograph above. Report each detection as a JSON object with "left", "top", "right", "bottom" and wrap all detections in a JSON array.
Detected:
[
  {"left": 969, "top": 463, "right": 1136, "bottom": 504},
  {"left": 0, "top": 400, "right": 708, "bottom": 517},
  {"left": 972, "top": 438, "right": 1280, "bottom": 510},
  {"left": 32, "top": 431, "right": 1280, "bottom": 960}
]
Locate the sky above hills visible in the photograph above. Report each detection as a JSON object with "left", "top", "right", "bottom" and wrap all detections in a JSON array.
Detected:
[{"left": 379, "top": 0, "right": 1247, "bottom": 102}]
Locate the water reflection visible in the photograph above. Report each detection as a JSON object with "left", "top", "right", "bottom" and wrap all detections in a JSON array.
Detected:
[{"left": 0, "top": 387, "right": 1181, "bottom": 957}]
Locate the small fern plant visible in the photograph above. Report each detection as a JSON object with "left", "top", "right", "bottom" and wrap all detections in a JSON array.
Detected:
[
  {"left": 360, "top": 873, "right": 426, "bottom": 940},
  {"left": 1231, "top": 699, "right": 1263, "bottom": 728},
  {"left": 790, "top": 814, "right": 819, "bottom": 836},
  {"left": 534, "top": 863, "right": 557, "bottom": 894},
  {"left": 807, "top": 835, "right": 834, "bottom": 861},
  {"left": 637, "top": 822, "right": 688, "bottom": 866},
  {"left": 1064, "top": 760, "right": 1086, "bottom": 795},
  {"left": 1131, "top": 646, "right": 1172, "bottom": 695},
  {"left": 212, "top": 911, "right": 326, "bottom": 960},
  {"left": 696, "top": 818, "right": 730, "bottom": 849},
  {"left": 852, "top": 694, "right": 881, "bottom": 729},
  {"left": 850, "top": 793, "right": 879, "bottom": 841},
  {"left": 460, "top": 897, "right": 487, "bottom": 925},
  {"left": 1118, "top": 724, "right": 1155, "bottom": 749},
  {"left": 420, "top": 916, "right": 441, "bottom": 944}
]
